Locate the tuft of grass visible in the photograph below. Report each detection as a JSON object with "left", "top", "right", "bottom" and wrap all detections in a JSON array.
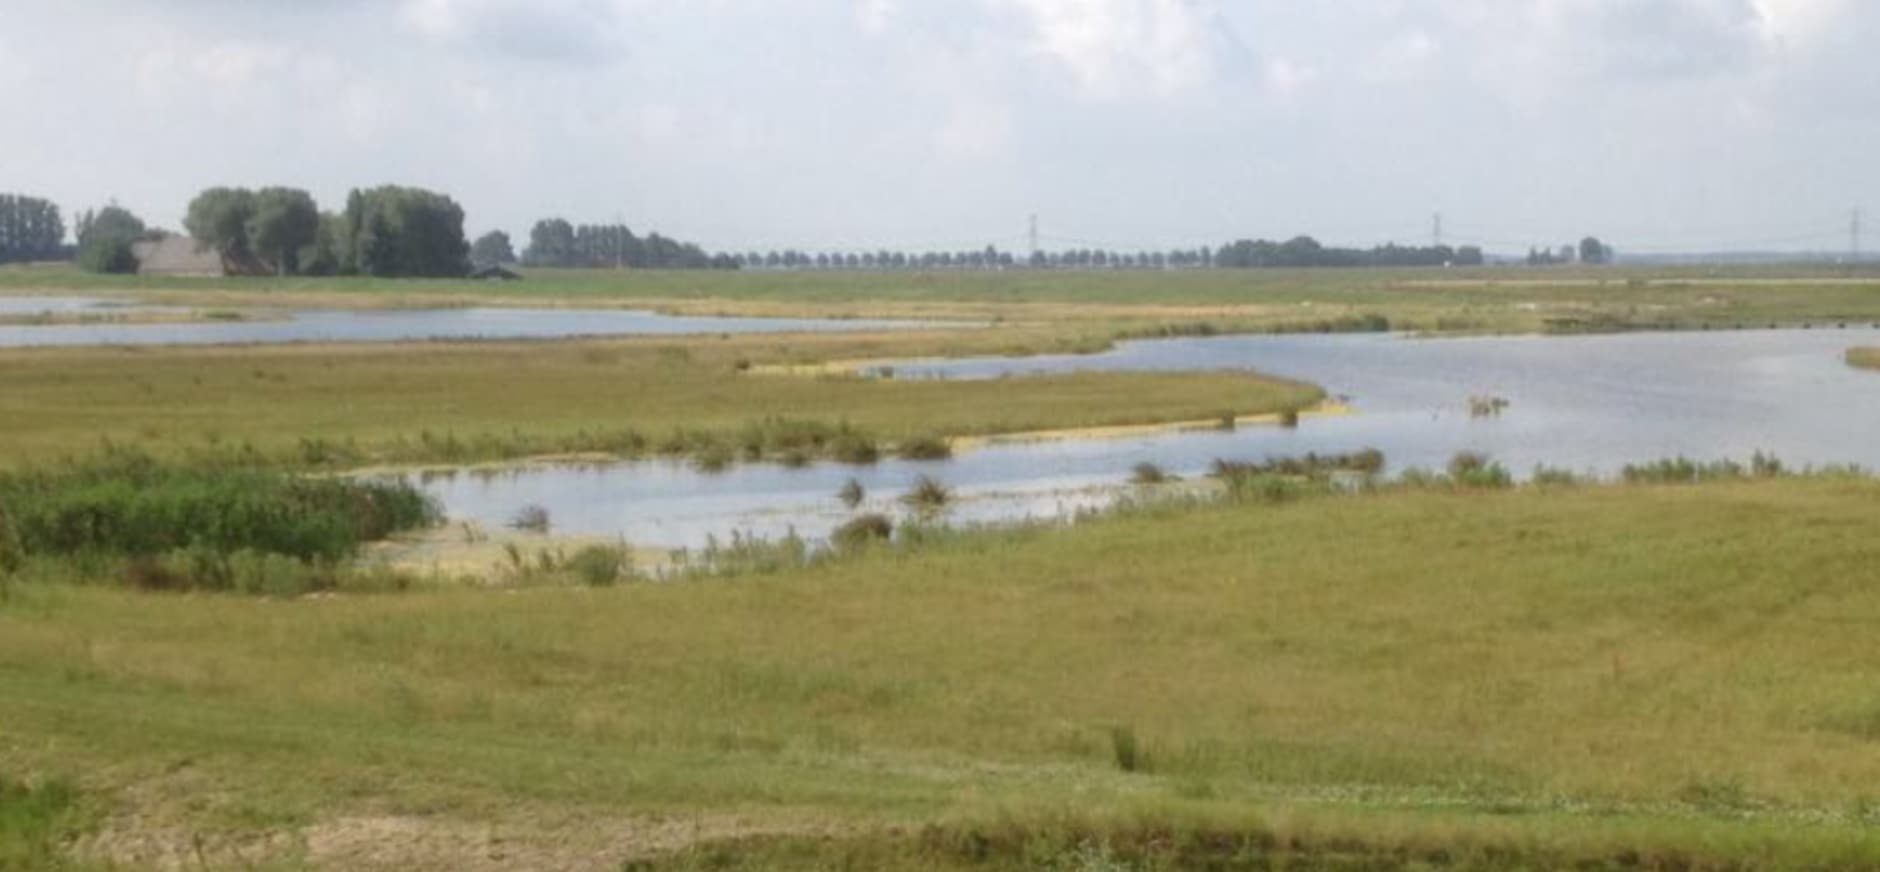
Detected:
[
  {"left": 901, "top": 475, "right": 953, "bottom": 512},
  {"left": 1848, "top": 347, "right": 1879, "bottom": 371},
  {"left": 1109, "top": 726, "right": 1146, "bottom": 774},
  {"left": 0, "top": 775, "right": 83, "bottom": 870},
  {"left": 896, "top": 435, "right": 953, "bottom": 461},
  {"left": 508, "top": 504, "right": 552, "bottom": 534},
  {"left": 1128, "top": 462, "right": 1170, "bottom": 485}
]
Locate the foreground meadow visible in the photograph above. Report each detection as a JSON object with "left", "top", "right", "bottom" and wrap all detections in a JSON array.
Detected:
[{"left": 5, "top": 477, "right": 1880, "bottom": 868}]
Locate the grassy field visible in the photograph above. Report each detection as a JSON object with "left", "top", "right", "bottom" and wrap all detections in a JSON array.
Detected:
[
  {"left": 5, "top": 477, "right": 1880, "bottom": 868},
  {"left": 0, "top": 330, "right": 1320, "bottom": 470},
  {"left": 1850, "top": 347, "right": 1879, "bottom": 370},
  {"left": 7, "top": 262, "right": 1880, "bottom": 333}
]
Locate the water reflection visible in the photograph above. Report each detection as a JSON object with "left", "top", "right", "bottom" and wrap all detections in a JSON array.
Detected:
[{"left": 0, "top": 296, "right": 954, "bottom": 347}]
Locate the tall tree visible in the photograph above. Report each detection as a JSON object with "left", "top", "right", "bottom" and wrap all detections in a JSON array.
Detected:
[
  {"left": 338, "top": 186, "right": 470, "bottom": 277},
  {"left": 471, "top": 230, "right": 517, "bottom": 269},
  {"left": 523, "top": 219, "right": 577, "bottom": 267},
  {"left": 184, "top": 187, "right": 258, "bottom": 272},
  {"left": 0, "top": 194, "right": 66, "bottom": 264},
  {"left": 247, "top": 188, "right": 320, "bottom": 275},
  {"left": 74, "top": 202, "right": 146, "bottom": 274},
  {"left": 1579, "top": 236, "right": 1609, "bottom": 265}
]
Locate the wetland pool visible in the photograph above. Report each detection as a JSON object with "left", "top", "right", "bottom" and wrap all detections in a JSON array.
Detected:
[
  {"left": 0, "top": 295, "right": 951, "bottom": 346},
  {"left": 415, "top": 328, "right": 1880, "bottom": 549}
]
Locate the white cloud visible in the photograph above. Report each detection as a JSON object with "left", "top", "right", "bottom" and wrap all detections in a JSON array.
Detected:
[
  {"left": 856, "top": 0, "right": 898, "bottom": 34},
  {"left": 992, "top": 0, "right": 1225, "bottom": 97}
]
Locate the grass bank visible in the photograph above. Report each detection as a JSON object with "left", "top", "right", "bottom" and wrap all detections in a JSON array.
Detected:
[
  {"left": 1850, "top": 347, "right": 1879, "bottom": 370},
  {"left": 5, "top": 476, "right": 1880, "bottom": 867},
  {"left": 7, "top": 262, "right": 1880, "bottom": 333},
  {"left": 0, "top": 331, "right": 1321, "bottom": 470}
]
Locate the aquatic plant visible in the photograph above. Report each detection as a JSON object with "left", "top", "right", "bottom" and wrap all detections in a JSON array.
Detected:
[
  {"left": 837, "top": 478, "right": 866, "bottom": 509},
  {"left": 1210, "top": 449, "right": 1385, "bottom": 481},
  {"left": 1129, "top": 462, "right": 1170, "bottom": 485},
  {"left": 508, "top": 504, "right": 551, "bottom": 534},
  {"left": 902, "top": 475, "right": 953, "bottom": 511}
]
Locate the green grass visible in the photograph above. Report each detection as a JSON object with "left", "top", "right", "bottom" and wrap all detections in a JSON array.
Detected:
[
  {"left": 6, "top": 477, "right": 1880, "bottom": 866},
  {"left": 8, "top": 261, "right": 1880, "bottom": 331},
  {"left": 0, "top": 334, "right": 1319, "bottom": 470},
  {"left": 1850, "top": 347, "right": 1879, "bottom": 370}
]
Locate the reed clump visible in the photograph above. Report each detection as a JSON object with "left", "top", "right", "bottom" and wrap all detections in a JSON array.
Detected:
[{"left": 0, "top": 450, "right": 438, "bottom": 564}]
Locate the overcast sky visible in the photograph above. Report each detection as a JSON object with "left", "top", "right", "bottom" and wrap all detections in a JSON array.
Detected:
[{"left": 3, "top": 0, "right": 1876, "bottom": 254}]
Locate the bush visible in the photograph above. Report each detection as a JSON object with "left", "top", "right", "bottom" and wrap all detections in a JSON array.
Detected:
[
  {"left": 566, "top": 544, "right": 630, "bottom": 587},
  {"left": 76, "top": 235, "right": 137, "bottom": 274},
  {"left": 832, "top": 514, "right": 894, "bottom": 551},
  {"left": 1448, "top": 452, "right": 1513, "bottom": 489}
]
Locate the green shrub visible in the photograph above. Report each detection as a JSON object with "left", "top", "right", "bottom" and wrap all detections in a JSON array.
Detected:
[
  {"left": 1448, "top": 452, "right": 1513, "bottom": 489},
  {"left": 566, "top": 544, "right": 631, "bottom": 587}
]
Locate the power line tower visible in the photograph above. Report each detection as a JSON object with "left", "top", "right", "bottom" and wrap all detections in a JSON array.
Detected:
[
  {"left": 1432, "top": 212, "right": 1443, "bottom": 248},
  {"left": 1853, "top": 209, "right": 1863, "bottom": 264},
  {"left": 1029, "top": 214, "right": 1039, "bottom": 260}
]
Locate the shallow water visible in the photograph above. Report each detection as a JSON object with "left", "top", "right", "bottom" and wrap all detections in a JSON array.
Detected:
[
  {"left": 416, "top": 328, "right": 1880, "bottom": 549},
  {"left": 0, "top": 296, "right": 946, "bottom": 346}
]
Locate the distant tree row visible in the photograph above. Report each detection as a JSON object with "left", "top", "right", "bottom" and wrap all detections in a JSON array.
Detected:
[
  {"left": 0, "top": 194, "right": 66, "bottom": 264},
  {"left": 1526, "top": 237, "right": 1614, "bottom": 266},
  {"left": 1216, "top": 237, "right": 1486, "bottom": 269},
  {"left": 734, "top": 246, "right": 1226, "bottom": 271},
  {"left": 518, "top": 220, "right": 732, "bottom": 269},
  {"left": 181, "top": 185, "right": 470, "bottom": 277}
]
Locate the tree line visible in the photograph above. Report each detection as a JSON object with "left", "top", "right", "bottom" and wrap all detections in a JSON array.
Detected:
[
  {"left": 0, "top": 194, "right": 65, "bottom": 264},
  {"left": 183, "top": 185, "right": 470, "bottom": 277},
  {"left": 516, "top": 220, "right": 732, "bottom": 270},
  {"left": 1215, "top": 237, "right": 1486, "bottom": 268}
]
